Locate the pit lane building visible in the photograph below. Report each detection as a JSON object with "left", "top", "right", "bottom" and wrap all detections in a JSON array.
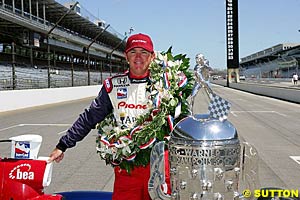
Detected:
[
  {"left": 240, "top": 43, "right": 300, "bottom": 79},
  {"left": 0, "top": 0, "right": 129, "bottom": 89}
]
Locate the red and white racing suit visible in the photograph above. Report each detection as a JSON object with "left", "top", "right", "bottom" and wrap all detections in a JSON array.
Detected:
[
  {"left": 104, "top": 71, "right": 152, "bottom": 199},
  {"left": 56, "top": 70, "right": 170, "bottom": 200}
]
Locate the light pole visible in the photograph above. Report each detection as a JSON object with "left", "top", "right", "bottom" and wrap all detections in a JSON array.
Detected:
[
  {"left": 85, "top": 24, "right": 110, "bottom": 85},
  {"left": 46, "top": 2, "right": 79, "bottom": 88},
  {"left": 108, "top": 27, "right": 134, "bottom": 76}
]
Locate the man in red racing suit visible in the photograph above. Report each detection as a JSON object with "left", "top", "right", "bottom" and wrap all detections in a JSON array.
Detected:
[{"left": 48, "top": 33, "right": 170, "bottom": 200}]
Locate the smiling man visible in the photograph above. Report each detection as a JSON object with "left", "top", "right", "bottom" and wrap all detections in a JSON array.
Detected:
[
  {"left": 49, "top": 33, "right": 160, "bottom": 200},
  {"left": 125, "top": 33, "right": 155, "bottom": 77}
]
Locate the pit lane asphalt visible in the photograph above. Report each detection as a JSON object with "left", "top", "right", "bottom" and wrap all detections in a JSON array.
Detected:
[{"left": 0, "top": 85, "right": 299, "bottom": 194}]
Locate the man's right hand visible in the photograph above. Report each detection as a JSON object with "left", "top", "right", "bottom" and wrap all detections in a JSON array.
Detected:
[{"left": 48, "top": 148, "right": 64, "bottom": 163}]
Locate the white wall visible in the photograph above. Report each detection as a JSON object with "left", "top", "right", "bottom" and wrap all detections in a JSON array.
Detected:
[
  {"left": 0, "top": 85, "right": 102, "bottom": 113},
  {"left": 229, "top": 83, "right": 300, "bottom": 103}
]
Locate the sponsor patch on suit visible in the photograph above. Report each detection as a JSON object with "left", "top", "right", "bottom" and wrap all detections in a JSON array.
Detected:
[{"left": 117, "top": 88, "right": 127, "bottom": 99}]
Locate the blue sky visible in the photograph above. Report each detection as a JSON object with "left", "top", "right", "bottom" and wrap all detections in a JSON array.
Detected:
[{"left": 58, "top": 0, "right": 300, "bottom": 69}]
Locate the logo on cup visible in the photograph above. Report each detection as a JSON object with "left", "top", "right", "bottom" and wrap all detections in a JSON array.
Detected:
[{"left": 15, "top": 141, "right": 30, "bottom": 159}]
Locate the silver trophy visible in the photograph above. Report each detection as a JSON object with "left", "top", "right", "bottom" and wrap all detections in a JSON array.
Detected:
[{"left": 148, "top": 54, "right": 259, "bottom": 200}]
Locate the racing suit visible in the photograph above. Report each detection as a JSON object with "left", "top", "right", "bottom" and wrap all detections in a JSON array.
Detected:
[{"left": 56, "top": 71, "right": 169, "bottom": 200}]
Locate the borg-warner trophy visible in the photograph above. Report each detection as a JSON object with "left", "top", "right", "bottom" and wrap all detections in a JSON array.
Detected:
[{"left": 148, "top": 54, "right": 259, "bottom": 200}]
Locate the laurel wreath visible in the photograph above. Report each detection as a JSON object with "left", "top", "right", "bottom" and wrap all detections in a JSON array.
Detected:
[{"left": 96, "top": 47, "right": 194, "bottom": 173}]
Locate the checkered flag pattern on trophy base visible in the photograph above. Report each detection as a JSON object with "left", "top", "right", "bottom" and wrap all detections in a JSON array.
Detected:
[{"left": 208, "top": 93, "right": 231, "bottom": 121}]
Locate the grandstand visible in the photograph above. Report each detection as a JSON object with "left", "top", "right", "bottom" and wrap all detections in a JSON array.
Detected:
[
  {"left": 0, "top": 0, "right": 128, "bottom": 90},
  {"left": 240, "top": 43, "right": 300, "bottom": 78}
]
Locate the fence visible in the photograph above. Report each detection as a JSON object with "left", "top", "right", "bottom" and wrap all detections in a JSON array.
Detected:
[
  {"left": 0, "top": 64, "right": 116, "bottom": 90},
  {"left": 0, "top": 42, "right": 127, "bottom": 90}
]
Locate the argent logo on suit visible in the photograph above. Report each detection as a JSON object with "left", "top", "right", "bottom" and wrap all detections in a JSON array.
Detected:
[
  {"left": 117, "top": 77, "right": 127, "bottom": 84},
  {"left": 115, "top": 77, "right": 129, "bottom": 88}
]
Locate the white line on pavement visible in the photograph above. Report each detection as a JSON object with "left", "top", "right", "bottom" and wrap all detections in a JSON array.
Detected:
[
  {"left": 230, "top": 111, "right": 237, "bottom": 117},
  {"left": 19, "top": 123, "right": 71, "bottom": 126},
  {"left": 0, "top": 124, "right": 21, "bottom": 132},
  {"left": 230, "top": 110, "right": 287, "bottom": 117},
  {"left": 0, "top": 123, "right": 71, "bottom": 132},
  {"left": 57, "top": 129, "right": 69, "bottom": 135},
  {"left": 273, "top": 111, "right": 287, "bottom": 117},
  {"left": 290, "top": 156, "right": 300, "bottom": 165}
]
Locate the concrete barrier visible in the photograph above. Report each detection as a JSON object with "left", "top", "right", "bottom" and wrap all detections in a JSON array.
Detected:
[
  {"left": 212, "top": 80, "right": 300, "bottom": 104},
  {"left": 0, "top": 85, "right": 102, "bottom": 113},
  {"left": 1, "top": 81, "right": 299, "bottom": 113},
  {"left": 229, "top": 83, "right": 300, "bottom": 103}
]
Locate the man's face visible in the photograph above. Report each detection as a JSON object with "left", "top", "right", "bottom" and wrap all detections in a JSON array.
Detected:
[{"left": 125, "top": 47, "right": 155, "bottom": 77}]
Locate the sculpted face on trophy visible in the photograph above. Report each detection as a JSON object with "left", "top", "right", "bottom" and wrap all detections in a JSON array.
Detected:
[
  {"left": 148, "top": 54, "right": 259, "bottom": 200},
  {"left": 194, "top": 53, "right": 210, "bottom": 83}
]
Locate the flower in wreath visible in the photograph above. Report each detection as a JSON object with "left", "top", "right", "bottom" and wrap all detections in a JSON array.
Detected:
[{"left": 96, "top": 47, "right": 195, "bottom": 173}]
